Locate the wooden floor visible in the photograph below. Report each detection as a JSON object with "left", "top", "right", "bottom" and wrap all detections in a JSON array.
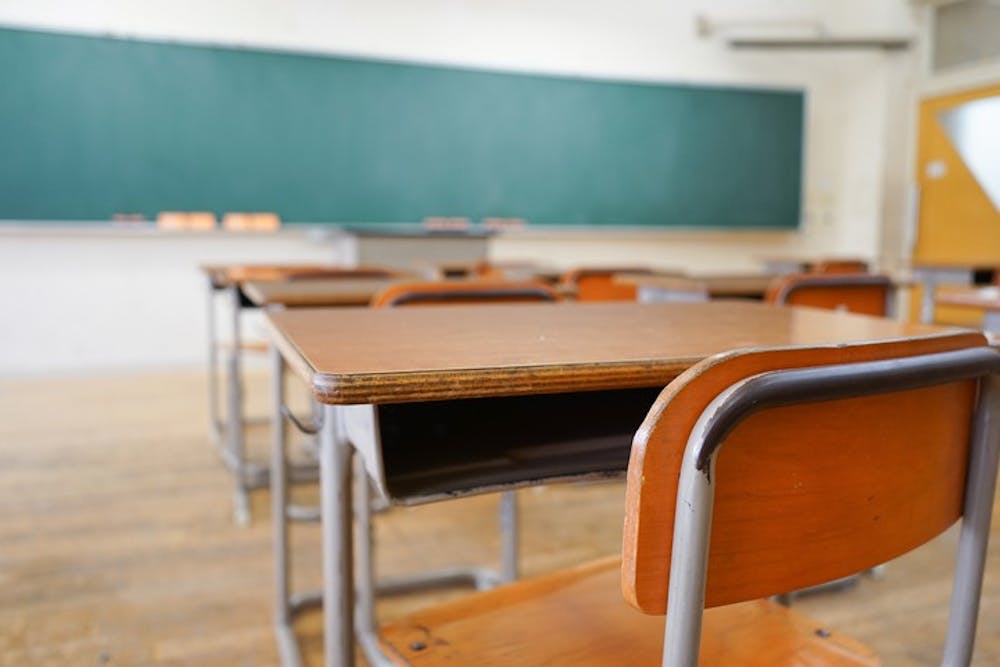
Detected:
[{"left": 1, "top": 370, "right": 998, "bottom": 666}]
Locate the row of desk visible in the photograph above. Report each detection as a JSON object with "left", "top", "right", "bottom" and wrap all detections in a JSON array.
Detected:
[
  {"left": 262, "top": 300, "right": 958, "bottom": 667},
  {"left": 203, "top": 265, "right": 783, "bottom": 523},
  {"left": 199, "top": 260, "right": 1000, "bottom": 667}
]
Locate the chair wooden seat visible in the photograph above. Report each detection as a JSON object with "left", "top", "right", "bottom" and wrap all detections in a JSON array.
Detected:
[{"left": 380, "top": 557, "right": 878, "bottom": 667}]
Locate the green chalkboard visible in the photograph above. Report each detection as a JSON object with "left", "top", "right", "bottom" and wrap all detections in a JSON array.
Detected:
[{"left": 0, "top": 27, "right": 804, "bottom": 227}]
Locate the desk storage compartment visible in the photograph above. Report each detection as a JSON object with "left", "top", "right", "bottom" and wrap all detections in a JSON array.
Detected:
[{"left": 377, "top": 386, "right": 661, "bottom": 502}]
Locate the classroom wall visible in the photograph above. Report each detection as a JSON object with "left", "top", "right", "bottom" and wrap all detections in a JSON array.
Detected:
[
  {"left": 886, "top": 5, "right": 1000, "bottom": 267},
  {"left": 1, "top": 0, "right": 917, "bottom": 259},
  {"left": 0, "top": 0, "right": 921, "bottom": 372},
  {"left": 0, "top": 227, "right": 351, "bottom": 375}
]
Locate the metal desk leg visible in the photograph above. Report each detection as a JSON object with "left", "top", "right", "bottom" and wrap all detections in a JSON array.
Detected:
[
  {"left": 227, "top": 285, "right": 250, "bottom": 525},
  {"left": 320, "top": 403, "right": 355, "bottom": 667},
  {"left": 207, "top": 279, "right": 223, "bottom": 445},
  {"left": 271, "top": 347, "right": 304, "bottom": 667},
  {"left": 500, "top": 491, "right": 519, "bottom": 583}
]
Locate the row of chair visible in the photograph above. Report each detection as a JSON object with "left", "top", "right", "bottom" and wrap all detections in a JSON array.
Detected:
[{"left": 555, "top": 264, "right": 893, "bottom": 316}]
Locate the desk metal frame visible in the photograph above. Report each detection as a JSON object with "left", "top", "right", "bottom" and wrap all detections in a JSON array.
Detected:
[
  {"left": 270, "top": 347, "right": 520, "bottom": 667},
  {"left": 206, "top": 277, "right": 317, "bottom": 524}
]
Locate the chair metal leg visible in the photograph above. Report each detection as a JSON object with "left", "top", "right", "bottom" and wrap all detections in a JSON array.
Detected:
[
  {"left": 942, "top": 374, "right": 1000, "bottom": 666},
  {"left": 207, "top": 279, "right": 224, "bottom": 443},
  {"left": 774, "top": 574, "right": 860, "bottom": 606},
  {"left": 226, "top": 285, "right": 250, "bottom": 525},
  {"left": 662, "top": 438, "right": 715, "bottom": 667}
]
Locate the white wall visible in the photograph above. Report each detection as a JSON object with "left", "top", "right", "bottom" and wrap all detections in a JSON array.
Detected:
[
  {"left": 0, "top": 0, "right": 921, "bottom": 372},
  {"left": 0, "top": 227, "right": 352, "bottom": 375}
]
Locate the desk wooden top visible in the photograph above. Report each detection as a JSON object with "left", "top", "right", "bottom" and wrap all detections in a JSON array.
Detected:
[
  {"left": 242, "top": 278, "right": 401, "bottom": 307},
  {"left": 936, "top": 286, "right": 1000, "bottom": 311},
  {"left": 201, "top": 263, "right": 403, "bottom": 288},
  {"left": 619, "top": 273, "right": 775, "bottom": 298},
  {"left": 265, "top": 301, "right": 956, "bottom": 405},
  {"left": 200, "top": 263, "right": 338, "bottom": 288}
]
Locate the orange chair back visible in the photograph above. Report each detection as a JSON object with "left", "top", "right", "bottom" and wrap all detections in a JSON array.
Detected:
[
  {"left": 766, "top": 273, "right": 892, "bottom": 316},
  {"left": 812, "top": 259, "right": 869, "bottom": 274},
  {"left": 622, "top": 331, "right": 985, "bottom": 614},
  {"left": 371, "top": 280, "right": 559, "bottom": 308},
  {"left": 286, "top": 266, "right": 399, "bottom": 281},
  {"left": 561, "top": 268, "right": 657, "bottom": 302}
]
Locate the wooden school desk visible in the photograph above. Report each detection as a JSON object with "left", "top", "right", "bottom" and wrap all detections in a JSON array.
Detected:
[
  {"left": 263, "top": 301, "right": 956, "bottom": 667},
  {"left": 911, "top": 261, "right": 998, "bottom": 324},
  {"left": 241, "top": 277, "right": 400, "bottom": 309},
  {"left": 201, "top": 264, "right": 398, "bottom": 524},
  {"left": 936, "top": 286, "right": 1000, "bottom": 332}
]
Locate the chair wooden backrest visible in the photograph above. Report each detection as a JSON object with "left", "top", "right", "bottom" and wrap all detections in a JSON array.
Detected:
[
  {"left": 371, "top": 280, "right": 559, "bottom": 308},
  {"left": 812, "top": 259, "right": 869, "bottom": 274},
  {"left": 156, "top": 211, "right": 217, "bottom": 231},
  {"left": 621, "top": 331, "right": 998, "bottom": 665},
  {"left": 285, "top": 266, "right": 399, "bottom": 281},
  {"left": 561, "top": 267, "right": 658, "bottom": 302},
  {"left": 766, "top": 273, "right": 893, "bottom": 316}
]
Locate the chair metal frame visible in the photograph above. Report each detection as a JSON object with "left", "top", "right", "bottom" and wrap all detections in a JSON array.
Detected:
[{"left": 663, "top": 346, "right": 1000, "bottom": 666}]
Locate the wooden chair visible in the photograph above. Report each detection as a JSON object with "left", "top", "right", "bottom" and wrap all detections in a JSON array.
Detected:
[
  {"left": 812, "top": 259, "right": 870, "bottom": 274},
  {"left": 766, "top": 273, "right": 894, "bottom": 316},
  {"left": 156, "top": 211, "right": 217, "bottom": 231},
  {"left": 379, "top": 331, "right": 999, "bottom": 666},
  {"left": 285, "top": 266, "right": 399, "bottom": 281},
  {"left": 560, "top": 267, "right": 658, "bottom": 302},
  {"left": 372, "top": 279, "right": 559, "bottom": 307}
]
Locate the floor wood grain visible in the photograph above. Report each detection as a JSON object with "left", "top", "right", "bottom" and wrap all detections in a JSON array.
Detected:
[{"left": 0, "top": 370, "right": 997, "bottom": 665}]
